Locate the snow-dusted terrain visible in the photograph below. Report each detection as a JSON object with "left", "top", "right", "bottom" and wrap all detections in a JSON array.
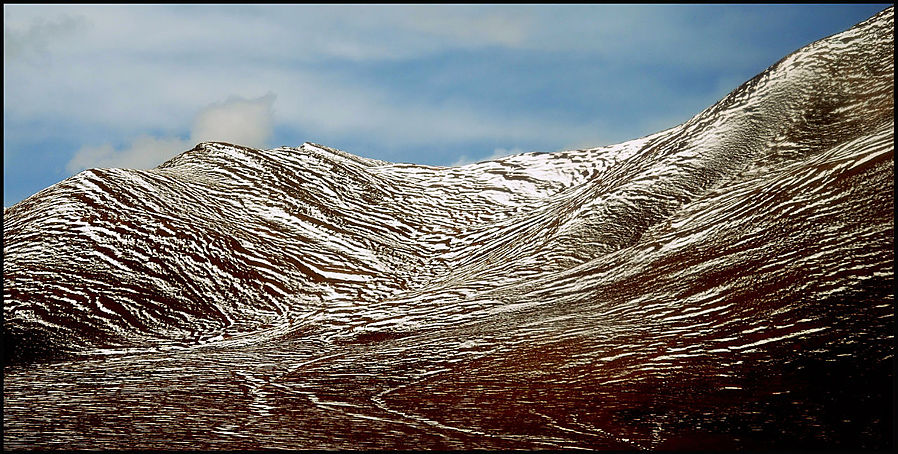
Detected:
[{"left": 3, "top": 6, "right": 893, "bottom": 450}]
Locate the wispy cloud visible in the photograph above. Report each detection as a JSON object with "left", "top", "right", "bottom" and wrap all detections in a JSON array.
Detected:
[
  {"left": 66, "top": 94, "right": 276, "bottom": 172},
  {"left": 398, "top": 5, "right": 532, "bottom": 48},
  {"left": 2, "top": 4, "right": 826, "bottom": 153},
  {"left": 4, "top": 4, "right": 887, "bottom": 206},
  {"left": 3, "top": 5, "right": 610, "bottom": 151},
  {"left": 3, "top": 14, "right": 88, "bottom": 64}
]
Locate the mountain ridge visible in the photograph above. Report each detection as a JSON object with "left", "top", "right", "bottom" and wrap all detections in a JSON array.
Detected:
[{"left": 3, "top": 6, "right": 893, "bottom": 450}]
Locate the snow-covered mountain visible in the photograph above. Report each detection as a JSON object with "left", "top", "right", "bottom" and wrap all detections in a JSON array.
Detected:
[{"left": 3, "top": 6, "right": 893, "bottom": 450}]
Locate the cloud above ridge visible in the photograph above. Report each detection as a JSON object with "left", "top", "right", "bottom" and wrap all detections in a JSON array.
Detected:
[
  {"left": 4, "top": 4, "right": 887, "bottom": 207},
  {"left": 7, "top": 4, "right": 823, "bottom": 165},
  {"left": 190, "top": 94, "right": 276, "bottom": 147},
  {"left": 66, "top": 94, "right": 276, "bottom": 172}
]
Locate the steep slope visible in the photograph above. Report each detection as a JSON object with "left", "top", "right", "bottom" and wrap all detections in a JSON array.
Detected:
[{"left": 3, "top": 6, "right": 893, "bottom": 450}]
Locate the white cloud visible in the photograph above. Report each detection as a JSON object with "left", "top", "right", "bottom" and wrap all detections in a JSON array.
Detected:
[
  {"left": 6, "top": 4, "right": 876, "bottom": 184},
  {"left": 2, "top": 5, "right": 765, "bottom": 153},
  {"left": 66, "top": 94, "right": 276, "bottom": 172},
  {"left": 190, "top": 93, "right": 275, "bottom": 148},
  {"left": 3, "top": 5, "right": 534, "bottom": 66},
  {"left": 1, "top": 6, "right": 748, "bottom": 145},
  {"left": 66, "top": 135, "right": 189, "bottom": 173}
]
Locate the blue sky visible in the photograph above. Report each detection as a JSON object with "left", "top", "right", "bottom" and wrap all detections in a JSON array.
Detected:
[{"left": 3, "top": 4, "right": 889, "bottom": 207}]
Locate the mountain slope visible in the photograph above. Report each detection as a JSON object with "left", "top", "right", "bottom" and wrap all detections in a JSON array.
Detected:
[{"left": 3, "top": 6, "right": 893, "bottom": 450}]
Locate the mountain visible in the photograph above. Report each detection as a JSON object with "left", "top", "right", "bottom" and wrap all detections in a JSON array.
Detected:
[{"left": 2, "top": 6, "right": 893, "bottom": 450}]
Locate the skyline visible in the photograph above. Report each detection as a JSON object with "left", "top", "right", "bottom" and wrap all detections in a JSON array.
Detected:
[{"left": 3, "top": 4, "right": 890, "bottom": 207}]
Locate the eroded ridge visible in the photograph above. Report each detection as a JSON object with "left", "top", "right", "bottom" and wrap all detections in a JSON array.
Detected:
[{"left": 3, "top": 6, "right": 893, "bottom": 450}]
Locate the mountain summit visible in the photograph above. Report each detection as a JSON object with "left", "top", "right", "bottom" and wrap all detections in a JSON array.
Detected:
[{"left": 3, "top": 6, "right": 893, "bottom": 450}]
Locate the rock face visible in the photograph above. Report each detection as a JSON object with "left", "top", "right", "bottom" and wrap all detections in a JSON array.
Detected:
[{"left": 2, "top": 7, "right": 893, "bottom": 450}]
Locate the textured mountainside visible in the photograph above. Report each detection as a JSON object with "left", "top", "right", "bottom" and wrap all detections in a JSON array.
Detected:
[{"left": 3, "top": 7, "right": 894, "bottom": 450}]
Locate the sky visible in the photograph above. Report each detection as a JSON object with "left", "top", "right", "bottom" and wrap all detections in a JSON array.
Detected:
[{"left": 3, "top": 4, "right": 890, "bottom": 207}]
